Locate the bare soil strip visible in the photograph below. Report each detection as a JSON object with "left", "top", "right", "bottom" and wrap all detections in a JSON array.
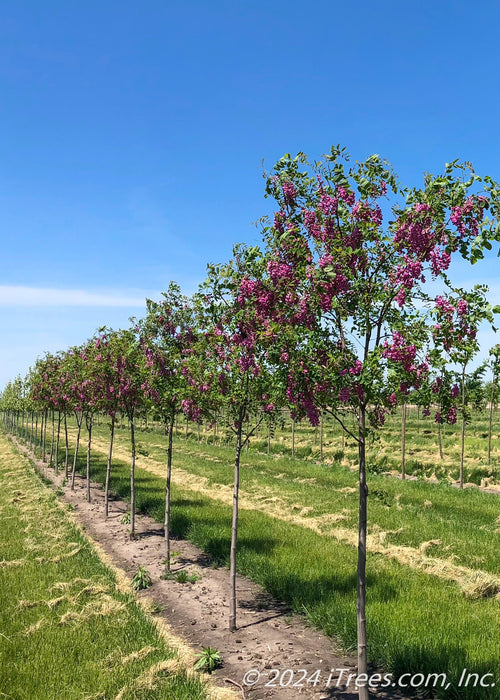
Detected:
[
  {"left": 0, "top": 433, "right": 234, "bottom": 700},
  {"left": 13, "top": 435, "right": 409, "bottom": 699}
]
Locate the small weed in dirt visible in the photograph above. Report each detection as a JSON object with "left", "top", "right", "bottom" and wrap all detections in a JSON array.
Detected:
[
  {"left": 130, "top": 566, "right": 152, "bottom": 591},
  {"left": 177, "top": 571, "right": 201, "bottom": 584},
  {"left": 120, "top": 512, "right": 131, "bottom": 525},
  {"left": 193, "top": 646, "right": 222, "bottom": 674}
]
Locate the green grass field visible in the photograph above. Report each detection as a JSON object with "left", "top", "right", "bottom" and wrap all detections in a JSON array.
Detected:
[
  {"left": 31, "top": 413, "right": 500, "bottom": 700},
  {"left": 0, "top": 431, "right": 208, "bottom": 700}
]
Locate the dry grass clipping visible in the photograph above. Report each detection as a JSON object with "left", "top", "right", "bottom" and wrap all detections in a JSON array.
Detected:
[{"left": 82, "top": 432, "right": 500, "bottom": 599}]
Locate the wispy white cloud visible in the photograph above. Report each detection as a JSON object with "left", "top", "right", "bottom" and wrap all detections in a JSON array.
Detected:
[{"left": 0, "top": 286, "right": 151, "bottom": 307}]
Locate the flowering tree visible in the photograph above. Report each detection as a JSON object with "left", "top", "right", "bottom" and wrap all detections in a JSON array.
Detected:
[
  {"left": 91, "top": 328, "right": 124, "bottom": 517},
  {"left": 184, "top": 246, "right": 285, "bottom": 631},
  {"left": 139, "top": 283, "right": 196, "bottom": 569},
  {"left": 488, "top": 344, "right": 500, "bottom": 465},
  {"left": 257, "top": 147, "right": 500, "bottom": 698},
  {"left": 432, "top": 286, "right": 496, "bottom": 487},
  {"left": 111, "top": 327, "right": 146, "bottom": 539}
]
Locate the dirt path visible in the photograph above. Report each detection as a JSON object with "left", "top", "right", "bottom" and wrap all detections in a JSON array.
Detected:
[{"left": 12, "top": 436, "right": 410, "bottom": 700}]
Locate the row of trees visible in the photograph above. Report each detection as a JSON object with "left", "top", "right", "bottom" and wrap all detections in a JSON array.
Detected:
[{"left": 2, "top": 147, "right": 500, "bottom": 699}]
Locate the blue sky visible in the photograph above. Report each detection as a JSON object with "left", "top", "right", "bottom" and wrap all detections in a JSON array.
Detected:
[{"left": 1, "top": 0, "right": 499, "bottom": 386}]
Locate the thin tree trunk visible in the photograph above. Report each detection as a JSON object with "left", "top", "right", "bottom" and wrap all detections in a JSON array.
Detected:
[
  {"left": 104, "top": 416, "right": 115, "bottom": 517},
  {"left": 49, "top": 409, "right": 55, "bottom": 467},
  {"left": 437, "top": 418, "right": 444, "bottom": 461},
  {"left": 35, "top": 413, "right": 39, "bottom": 455},
  {"left": 357, "top": 404, "right": 369, "bottom": 700},
  {"left": 86, "top": 414, "right": 93, "bottom": 503},
  {"left": 460, "top": 367, "right": 466, "bottom": 489},
  {"left": 291, "top": 416, "right": 295, "bottom": 458},
  {"left": 130, "top": 415, "right": 136, "bottom": 539},
  {"left": 64, "top": 413, "right": 69, "bottom": 479},
  {"left": 55, "top": 411, "right": 62, "bottom": 473},
  {"left": 320, "top": 411, "right": 324, "bottom": 461},
  {"left": 42, "top": 410, "right": 47, "bottom": 461},
  {"left": 401, "top": 402, "right": 407, "bottom": 479},
  {"left": 164, "top": 413, "right": 175, "bottom": 571},
  {"left": 229, "top": 420, "right": 243, "bottom": 632},
  {"left": 71, "top": 415, "right": 83, "bottom": 490},
  {"left": 488, "top": 374, "right": 496, "bottom": 465}
]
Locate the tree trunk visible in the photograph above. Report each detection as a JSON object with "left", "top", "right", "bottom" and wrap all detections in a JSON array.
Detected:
[
  {"left": 49, "top": 410, "right": 55, "bottom": 467},
  {"left": 130, "top": 415, "right": 136, "bottom": 539},
  {"left": 86, "top": 414, "right": 93, "bottom": 503},
  {"left": 70, "top": 416, "right": 83, "bottom": 490},
  {"left": 401, "top": 402, "right": 407, "bottom": 480},
  {"left": 55, "top": 412, "right": 62, "bottom": 473},
  {"left": 460, "top": 367, "right": 466, "bottom": 489},
  {"left": 42, "top": 409, "right": 47, "bottom": 461},
  {"left": 291, "top": 417, "right": 295, "bottom": 458},
  {"left": 320, "top": 411, "right": 324, "bottom": 461},
  {"left": 357, "top": 404, "right": 369, "bottom": 700},
  {"left": 105, "top": 416, "right": 115, "bottom": 517},
  {"left": 437, "top": 418, "right": 444, "bottom": 461},
  {"left": 229, "top": 420, "right": 243, "bottom": 632},
  {"left": 488, "top": 374, "right": 496, "bottom": 465},
  {"left": 164, "top": 413, "right": 175, "bottom": 571},
  {"left": 64, "top": 413, "right": 69, "bottom": 479}
]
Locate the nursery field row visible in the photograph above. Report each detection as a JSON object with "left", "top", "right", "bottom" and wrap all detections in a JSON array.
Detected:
[
  {"left": 54, "top": 420, "right": 500, "bottom": 699},
  {"left": 0, "top": 431, "right": 209, "bottom": 700}
]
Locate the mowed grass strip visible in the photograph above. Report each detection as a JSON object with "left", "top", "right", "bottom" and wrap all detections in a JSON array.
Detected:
[
  {"left": 58, "top": 426, "right": 500, "bottom": 700},
  {"left": 0, "top": 432, "right": 208, "bottom": 700},
  {"left": 85, "top": 422, "right": 500, "bottom": 579}
]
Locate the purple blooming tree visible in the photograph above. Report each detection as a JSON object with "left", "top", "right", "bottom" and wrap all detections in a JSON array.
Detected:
[
  {"left": 432, "top": 286, "right": 496, "bottom": 487},
  {"left": 184, "top": 246, "right": 285, "bottom": 631},
  {"left": 488, "top": 344, "right": 500, "bottom": 465},
  {"left": 139, "top": 283, "right": 196, "bottom": 570},
  {"left": 256, "top": 147, "right": 500, "bottom": 698}
]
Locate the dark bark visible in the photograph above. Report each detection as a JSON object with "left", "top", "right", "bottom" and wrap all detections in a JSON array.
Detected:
[
  {"left": 401, "top": 402, "right": 407, "bottom": 480},
  {"left": 488, "top": 374, "right": 496, "bottom": 465},
  {"left": 229, "top": 418, "right": 243, "bottom": 632},
  {"left": 42, "top": 410, "right": 47, "bottom": 462},
  {"left": 55, "top": 411, "right": 62, "bottom": 473},
  {"left": 357, "top": 404, "right": 369, "bottom": 700},
  {"left": 64, "top": 413, "right": 69, "bottom": 479},
  {"left": 104, "top": 416, "right": 115, "bottom": 517},
  {"left": 437, "top": 418, "right": 444, "bottom": 461},
  {"left": 320, "top": 411, "right": 324, "bottom": 461},
  {"left": 130, "top": 415, "right": 136, "bottom": 539},
  {"left": 164, "top": 412, "right": 175, "bottom": 571},
  {"left": 86, "top": 413, "right": 93, "bottom": 503},
  {"left": 49, "top": 410, "right": 55, "bottom": 467},
  {"left": 70, "top": 414, "right": 83, "bottom": 490},
  {"left": 460, "top": 366, "right": 466, "bottom": 489}
]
